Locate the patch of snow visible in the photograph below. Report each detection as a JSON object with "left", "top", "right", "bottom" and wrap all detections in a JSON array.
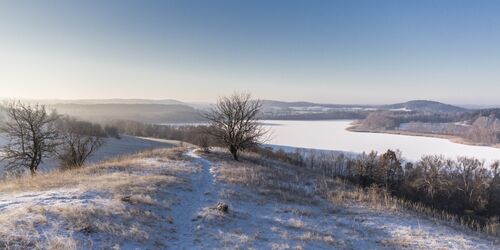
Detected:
[
  {"left": 0, "top": 188, "right": 85, "bottom": 212},
  {"left": 389, "top": 107, "right": 412, "bottom": 112}
]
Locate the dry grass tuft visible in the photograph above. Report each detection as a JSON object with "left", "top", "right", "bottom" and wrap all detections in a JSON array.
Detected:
[
  {"left": 204, "top": 149, "right": 318, "bottom": 204},
  {"left": 44, "top": 235, "right": 78, "bottom": 250},
  {"left": 0, "top": 148, "right": 185, "bottom": 193},
  {"left": 296, "top": 231, "right": 336, "bottom": 245}
]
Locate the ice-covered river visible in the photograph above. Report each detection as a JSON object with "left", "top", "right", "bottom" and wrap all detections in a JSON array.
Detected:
[{"left": 263, "top": 120, "right": 500, "bottom": 163}]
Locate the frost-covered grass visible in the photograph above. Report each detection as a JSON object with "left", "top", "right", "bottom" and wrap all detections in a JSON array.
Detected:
[
  {"left": 0, "top": 146, "right": 498, "bottom": 249},
  {"left": 0, "top": 147, "right": 193, "bottom": 249},
  {"left": 196, "top": 148, "right": 499, "bottom": 249}
]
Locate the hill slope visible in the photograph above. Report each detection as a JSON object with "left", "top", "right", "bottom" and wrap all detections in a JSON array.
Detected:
[
  {"left": 0, "top": 147, "right": 496, "bottom": 249},
  {"left": 383, "top": 100, "right": 468, "bottom": 113}
]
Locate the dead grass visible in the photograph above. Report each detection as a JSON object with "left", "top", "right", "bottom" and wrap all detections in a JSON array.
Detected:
[
  {"left": 315, "top": 175, "right": 500, "bottom": 240},
  {"left": 205, "top": 148, "right": 500, "bottom": 246},
  {"left": 203, "top": 149, "right": 318, "bottom": 204},
  {"left": 296, "top": 231, "right": 336, "bottom": 245},
  {"left": 0, "top": 147, "right": 191, "bottom": 249},
  {"left": 44, "top": 235, "right": 78, "bottom": 250},
  {"left": 0, "top": 147, "right": 187, "bottom": 193}
]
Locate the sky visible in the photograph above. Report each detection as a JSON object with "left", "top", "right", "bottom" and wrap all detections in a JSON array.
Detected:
[{"left": 0, "top": 0, "right": 499, "bottom": 105}]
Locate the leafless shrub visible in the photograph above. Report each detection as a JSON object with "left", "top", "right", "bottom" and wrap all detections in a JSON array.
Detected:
[
  {"left": 56, "top": 116, "right": 105, "bottom": 169},
  {"left": 198, "top": 134, "right": 212, "bottom": 153}
]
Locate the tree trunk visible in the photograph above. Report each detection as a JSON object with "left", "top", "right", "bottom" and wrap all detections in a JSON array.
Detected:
[
  {"left": 229, "top": 145, "right": 239, "bottom": 161},
  {"left": 30, "top": 167, "right": 36, "bottom": 177}
]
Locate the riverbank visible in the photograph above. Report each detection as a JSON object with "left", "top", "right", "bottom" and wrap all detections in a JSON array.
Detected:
[{"left": 347, "top": 124, "right": 500, "bottom": 150}]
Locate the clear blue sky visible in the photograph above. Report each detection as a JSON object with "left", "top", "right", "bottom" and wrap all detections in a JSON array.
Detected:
[{"left": 1, "top": 0, "right": 499, "bottom": 104}]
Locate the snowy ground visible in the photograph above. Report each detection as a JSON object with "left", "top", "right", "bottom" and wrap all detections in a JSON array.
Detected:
[
  {"left": 0, "top": 147, "right": 498, "bottom": 249},
  {"left": 0, "top": 134, "right": 177, "bottom": 177},
  {"left": 176, "top": 149, "right": 498, "bottom": 249}
]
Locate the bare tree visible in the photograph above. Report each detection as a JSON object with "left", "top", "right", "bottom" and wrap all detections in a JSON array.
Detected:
[
  {"left": 353, "top": 151, "right": 378, "bottom": 187},
  {"left": 56, "top": 117, "right": 105, "bottom": 168},
  {"left": 378, "top": 149, "right": 403, "bottom": 190},
  {"left": 450, "top": 157, "right": 490, "bottom": 210},
  {"left": 487, "top": 161, "right": 500, "bottom": 213},
  {"left": 413, "top": 155, "right": 450, "bottom": 201},
  {"left": 204, "top": 93, "right": 267, "bottom": 160},
  {"left": 0, "top": 102, "right": 59, "bottom": 176}
]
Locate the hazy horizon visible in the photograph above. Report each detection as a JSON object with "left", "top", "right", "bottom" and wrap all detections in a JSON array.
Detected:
[
  {"left": 1, "top": 96, "right": 499, "bottom": 108},
  {"left": 1, "top": 1, "right": 499, "bottom": 104}
]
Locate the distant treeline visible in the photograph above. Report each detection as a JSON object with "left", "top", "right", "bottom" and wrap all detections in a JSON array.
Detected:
[
  {"left": 104, "top": 120, "right": 213, "bottom": 146},
  {"left": 260, "top": 110, "right": 367, "bottom": 120},
  {"left": 358, "top": 110, "right": 500, "bottom": 144}
]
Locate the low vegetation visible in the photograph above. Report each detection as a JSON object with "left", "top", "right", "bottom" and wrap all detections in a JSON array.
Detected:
[
  {"left": 259, "top": 146, "right": 500, "bottom": 235},
  {"left": 0, "top": 142, "right": 496, "bottom": 248}
]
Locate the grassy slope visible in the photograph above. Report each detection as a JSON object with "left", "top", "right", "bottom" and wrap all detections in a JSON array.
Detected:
[{"left": 0, "top": 147, "right": 497, "bottom": 249}]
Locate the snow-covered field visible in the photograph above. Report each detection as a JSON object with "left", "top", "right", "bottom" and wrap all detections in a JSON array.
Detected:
[
  {"left": 0, "top": 147, "right": 497, "bottom": 249},
  {"left": 0, "top": 135, "right": 177, "bottom": 176}
]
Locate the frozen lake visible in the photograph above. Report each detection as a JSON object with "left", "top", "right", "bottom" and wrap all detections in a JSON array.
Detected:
[{"left": 263, "top": 120, "right": 500, "bottom": 163}]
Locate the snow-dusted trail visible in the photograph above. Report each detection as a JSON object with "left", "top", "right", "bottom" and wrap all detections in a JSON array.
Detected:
[{"left": 170, "top": 149, "right": 218, "bottom": 249}]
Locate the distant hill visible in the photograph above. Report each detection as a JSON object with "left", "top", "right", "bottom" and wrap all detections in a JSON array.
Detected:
[
  {"left": 0, "top": 99, "right": 474, "bottom": 123},
  {"left": 382, "top": 100, "right": 468, "bottom": 113},
  {"left": 260, "top": 100, "right": 373, "bottom": 120},
  {"left": 52, "top": 99, "right": 186, "bottom": 105},
  {"left": 0, "top": 98, "right": 206, "bottom": 108},
  {"left": 261, "top": 100, "right": 371, "bottom": 109},
  {"left": 49, "top": 103, "right": 204, "bottom": 124},
  {"left": 261, "top": 99, "right": 469, "bottom": 120}
]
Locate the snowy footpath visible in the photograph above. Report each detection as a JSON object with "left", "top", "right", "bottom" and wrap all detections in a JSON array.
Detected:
[{"left": 169, "top": 149, "right": 220, "bottom": 249}]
